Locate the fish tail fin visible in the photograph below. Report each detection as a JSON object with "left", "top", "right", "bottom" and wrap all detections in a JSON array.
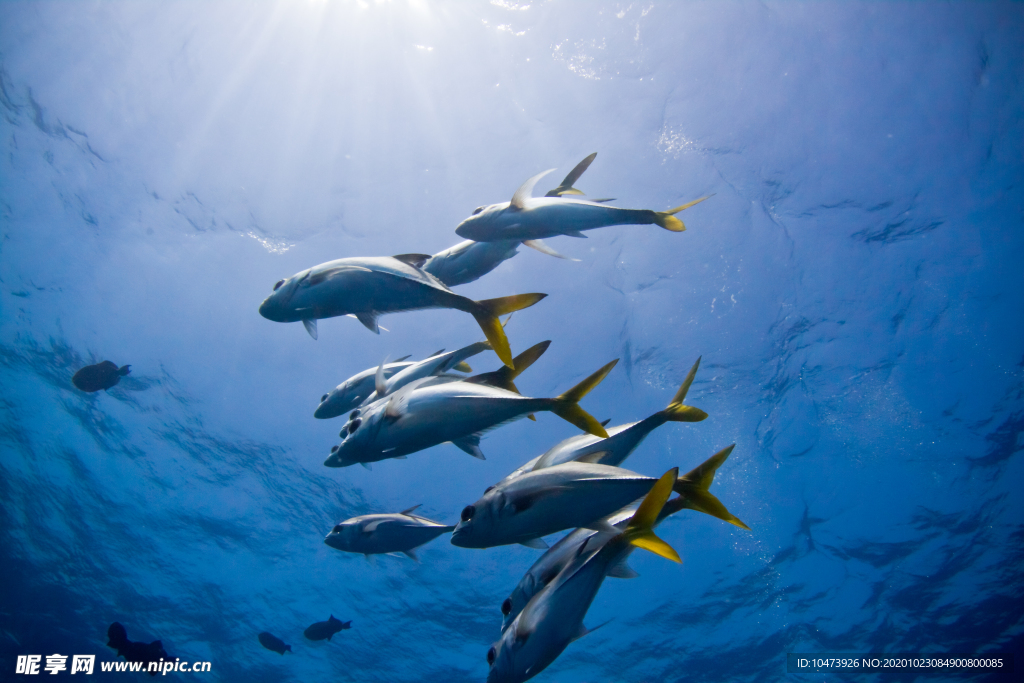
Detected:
[
  {"left": 624, "top": 468, "right": 682, "bottom": 563},
  {"left": 660, "top": 356, "right": 708, "bottom": 422},
  {"left": 671, "top": 444, "right": 750, "bottom": 530},
  {"left": 548, "top": 360, "right": 618, "bottom": 437},
  {"left": 465, "top": 341, "right": 551, "bottom": 394},
  {"left": 653, "top": 195, "right": 713, "bottom": 232},
  {"left": 470, "top": 294, "right": 547, "bottom": 368},
  {"left": 118, "top": 365, "right": 131, "bottom": 376}
]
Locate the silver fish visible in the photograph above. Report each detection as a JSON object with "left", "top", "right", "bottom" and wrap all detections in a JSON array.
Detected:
[
  {"left": 424, "top": 155, "right": 607, "bottom": 286},
  {"left": 500, "top": 445, "right": 748, "bottom": 631},
  {"left": 323, "top": 505, "right": 454, "bottom": 561},
  {"left": 324, "top": 351, "right": 615, "bottom": 468},
  {"left": 450, "top": 460, "right": 731, "bottom": 550},
  {"left": 359, "top": 341, "right": 491, "bottom": 406},
  {"left": 258, "top": 253, "right": 545, "bottom": 368},
  {"left": 455, "top": 169, "right": 710, "bottom": 243},
  {"left": 499, "top": 357, "right": 708, "bottom": 486},
  {"left": 485, "top": 470, "right": 682, "bottom": 683},
  {"left": 314, "top": 357, "right": 415, "bottom": 420}
]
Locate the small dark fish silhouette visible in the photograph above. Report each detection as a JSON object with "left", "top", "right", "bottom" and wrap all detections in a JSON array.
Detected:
[
  {"left": 258, "top": 631, "right": 291, "bottom": 654},
  {"left": 303, "top": 615, "right": 351, "bottom": 642},
  {"left": 73, "top": 361, "right": 130, "bottom": 392},
  {"left": 106, "top": 622, "right": 170, "bottom": 677}
]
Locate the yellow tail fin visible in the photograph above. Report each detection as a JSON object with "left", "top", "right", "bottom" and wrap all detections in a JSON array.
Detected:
[
  {"left": 550, "top": 360, "right": 618, "bottom": 437},
  {"left": 625, "top": 468, "right": 681, "bottom": 563},
  {"left": 661, "top": 356, "right": 708, "bottom": 422},
  {"left": 471, "top": 294, "right": 547, "bottom": 368},
  {"left": 672, "top": 444, "right": 750, "bottom": 530},
  {"left": 653, "top": 195, "right": 713, "bottom": 232}
]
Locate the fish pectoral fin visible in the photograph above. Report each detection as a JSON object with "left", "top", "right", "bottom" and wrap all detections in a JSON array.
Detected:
[
  {"left": 363, "top": 520, "right": 385, "bottom": 532},
  {"left": 355, "top": 312, "right": 381, "bottom": 334},
  {"left": 518, "top": 537, "right": 549, "bottom": 550},
  {"left": 582, "top": 519, "right": 619, "bottom": 534},
  {"left": 391, "top": 253, "right": 432, "bottom": 269},
  {"left": 575, "top": 450, "right": 611, "bottom": 465},
  {"left": 606, "top": 556, "right": 639, "bottom": 579},
  {"left": 374, "top": 359, "right": 388, "bottom": 396},
  {"left": 402, "top": 548, "right": 420, "bottom": 562},
  {"left": 572, "top": 619, "right": 613, "bottom": 643},
  {"left": 385, "top": 552, "right": 404, "bottom": 558},
  {"left": 302, "top": 319, "right": 319, "bottom": 340},
  {"left": 399, "top": 504, "right": 422, "bottom": 516},
  {"left": 359, "top": 462, "right": 372, "bottom": 471},
  {"left": 522, "top": 239, "right": 579, "bottom": 261},
  {"left": 592, "top": 197, "right": 616, "bottom": 203},
  {"left": 510, "top": 168, "right": 556, "bottom": 210},
  {"left": 451, "top": 435, "right": 486, "bottom": 460}
]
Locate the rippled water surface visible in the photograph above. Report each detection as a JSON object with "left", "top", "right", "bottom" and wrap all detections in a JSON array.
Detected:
[{"left": 1, "top": 2, "right": 1022, "bottom": 681}]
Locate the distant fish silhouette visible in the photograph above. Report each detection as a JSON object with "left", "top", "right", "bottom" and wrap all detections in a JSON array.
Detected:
[
  {"left": 303, "top": 615, "right": 351, "bottom": 641},
  {"left": 106, "top": 622, "right": 169, "bottom": 677},
  {"left": 72, "top": 361, "right": 130, "bottom": 392},
  {"left": 258, "top": 631, "right": 291, "bottom": 654}
]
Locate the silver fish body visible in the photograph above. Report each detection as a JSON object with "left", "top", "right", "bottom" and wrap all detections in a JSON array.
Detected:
[
  {"left": 324, "top": 507, "right": 454, "bottom": 558},
  {"left": 359, "top": 342, "right": 490, "bottom": 406},
  {"left": 487, "top": 532, "right": 633, "bottom": 683},
  {"left": 315, "top": 360, "right": 415, "bottom": 419},
  {"left": 259, "top": 256, "right": 466, "bottom": 325},
  {"left": 423, "top": 240, "right": 521, "bottom": 287},
  {"left": 450, "top": 463, "right": 660, "bottom": 549},
  {"left": 324, "top": 381, "right": 551, "bottom": 467},
  {"left": 456, "top": 196, "right": 659, "bottom": 242}
]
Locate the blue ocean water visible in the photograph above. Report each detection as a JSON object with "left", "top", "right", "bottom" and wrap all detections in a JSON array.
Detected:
[{"left": 1, "top": 1, "right": 1022, "bottom": 681}]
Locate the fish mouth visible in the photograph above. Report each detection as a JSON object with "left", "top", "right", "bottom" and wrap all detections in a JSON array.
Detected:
[
  {"left": 313, "top": 402, "right": 336, "bottom": 420},
  {"left": 449, "top": 523, "right": 476, "bottom": 548},
  {"left": 259, "top": 297, "right": 283, "bottom": 321},
  {"left": 323, "top": 452, "right": 349, "bottom": 468},
  {"left": 454, "top": 221, "right": 478, "bottom": 240},
  {"left": 323, "top": 534, "right": 344, "bottom": 550}
]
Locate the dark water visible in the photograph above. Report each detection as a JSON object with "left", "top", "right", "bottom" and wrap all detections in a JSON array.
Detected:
[{"left": 1, "top": 2, "right": 1022, "bottom": 681}]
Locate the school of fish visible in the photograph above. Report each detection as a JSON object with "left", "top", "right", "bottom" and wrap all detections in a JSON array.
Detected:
[{"left": 254, "top": 154, "right": 736, "bottom": 678}]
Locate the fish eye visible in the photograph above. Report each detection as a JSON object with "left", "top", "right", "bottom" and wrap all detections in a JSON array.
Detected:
[
  {"left": 501, "top": 598, "right": 512, "bottom": 616},
  {"left": 340, "top": 427, "right": 348, "bottom": 438},
  {"left": 461, "top": 505, "right": 476, "bottom": 522},
  {"left": 484, "top": 486, "right": 494, "bottom": 494},
  {"left": 487, "top": 646, "right": 496, "bottom": 665},
  {"left": 273, "top": 279, "right": 285, "bottom": 291},
  {"left": 350, "top": 410, "right": 361, "bottom": 420},
  {"left": 349, "top": 417, "right": 362, "bottom": 432},
  {"left": 332, "top": 524, "right": 343, "bottom": 533},
  {"left": 472, "top": 206, "right": 484, "bottom": 216},
  {"left": 321, "top": 394, "right": 329, "bottom": 403},
  {"left": 331, "top": 445, "right": 339, "bottom": 453}
]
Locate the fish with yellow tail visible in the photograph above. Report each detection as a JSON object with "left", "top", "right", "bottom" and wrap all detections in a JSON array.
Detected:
[
  {"left": 455, "top": 167, "right": 711, "bottom": 242},
  {"left": 499, "top": 444, "right": 748, "bottom": 631},
  {"left": 324, "top": 351, "right": 616, "bottom": 468},
  {"left": 485, "top": 469, "right": 683, "bottom": 683},
  {"left": 258, "top": 253, "right": 544, "bottom": 368}
]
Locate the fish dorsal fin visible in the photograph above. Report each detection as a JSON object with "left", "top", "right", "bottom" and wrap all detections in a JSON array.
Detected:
[
  {"left": 452, "top": 434, "right": 485, "bottom": 460},
  {"left": 600, "top": 418, "right": 611, "bottom": 427},
  {"left": 606, "top": 556, "right": 639, "bottom": 579},
  {"left": 522, "top": 239, "right": 579, "bottom": 261},
  {"left": 427, "top": 349, "right": 446, "bottom": 358},
  {"left": 399, "top": 504, "right": 422, "bottom": 516},
  {"left": 518, "top": 537, "right": 548, "bottom": 549},
  {"left": 391, "top": 253, "right": 432, "bottom": 269},
  {"left": 374, "top": 359, "right": 388, "bottom": 395},
  {"left": 546, "top": 153, "right": 596, "bottom": 197},
  {"left": 452, "top": 361, "right": 472, "bottom": 373},
  {"left": 355, "top": 312, "right": 380, "bottom": 334},
  {"left": 303, "top": 319, "right": 318, "bottom": 340},
  {"left": 510, "top": 169, "right": 556, "bottom": 210},
  {"left": 394, "top": 355, "right": 412, "bottom": 362}
]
